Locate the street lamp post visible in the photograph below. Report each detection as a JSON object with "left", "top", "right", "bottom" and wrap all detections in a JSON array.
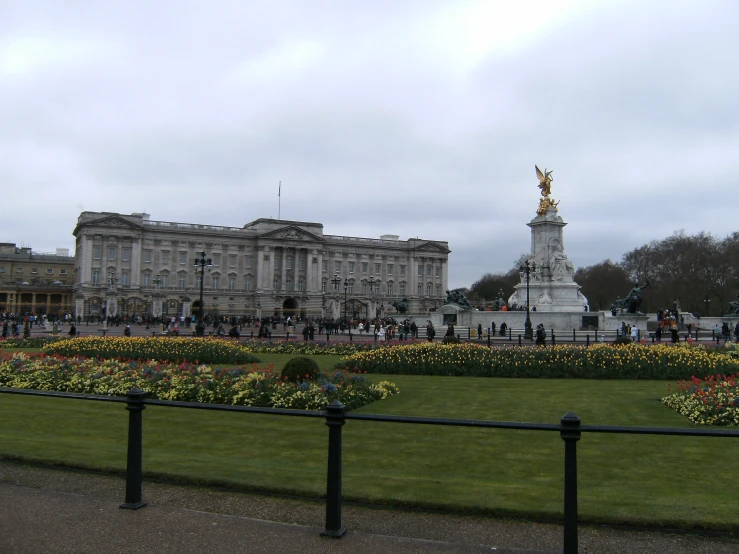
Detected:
[
  {"left": 103, "top": 273, "right": 118, "bottom": 331},
  {"left": 343, "top": 278, "right": 348, "bottom": 325},
  {"left": 255, "top": 290, "right": 262, "bottom": 322},
  {"left": 519, "top": 260, "right": 536, "bottom": 340},
  {"left": 330, "top": 273, "right": 341, "bottom": 320},
  {"left": 367, "top": 276, "right": 377, "bottom": 318},
  {"left": 703, "top": 297, "right": 711, "bottom": 317},
  {"left": 193, "top": 252, "right": 212, "bottom": 336}
]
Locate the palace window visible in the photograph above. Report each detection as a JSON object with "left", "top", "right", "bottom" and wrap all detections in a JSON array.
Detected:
[
  {"left": 178, "top": 274, "right": 186, "bottom": 288},
  {"left": 212, "top": 276, "right": 219, "bottom": 289},
  {"left": 426, "top": 284, "right": 432, "bottom": 295},
  {"left": 246, "top": 255, "right": 253, "bottom": 269},
  {"left": 286, "top": 257, "right": 292, "bottom": 270},
  {"left": 273, "top": 277, "right": 279, "bottom": 290},
  {"left": 245, "top": 277, "right": 251, "bottom": 291},
  {"left": 228, "top": 277, "right": 235, "bottom": 290},
  {"left": 417, "top": 284, "right": 422, "bottom": 295},
  {"left": 143, "top": 250, "right": 152, "bottom": 263},
  {"left": 417, "top": 265, "right": 422, "bottom": 277},
  {"left": 107, "top": 246, "right": 117, "bottom": 261},
  {"left": 92, "top": 269, "right": 100, "bottom": 285},
  {"left": 93, "top": 245, "right": 102, "bottom": 260},
  {"left": 161, "top": 251, "right": 170, "bottom": 264},
  {"left": 212, "top": 253, "right": 221, "bottom": 267},
  {"left": 322, "top": 279, "right": 327, "bottom": 293},
  {"left": 387, "top": 264, "right": 393, "bottom": 276},
  {"left": 142, "top": 272, "right": 151, "bottom": 287},
  {"left": 426, "top": 265, "right": 432, "bottom": 277},
  {"left": 229, "top": 255, "right": 237, "bottom": 268},
  {"left": 196, "top": 275, "right": 202, "bottom": 289},
  {"left": 436, "top": 284, "right": 441, "bottom": 296},
  {"left": 46, "top": 268, "right": 53, "bottom": 274},
  {"left": 160, "top": 274, "right": 168, "bottom": 288},
  {"left": 334, "top": 261, "right": 341, "bottom": 273},
  {"left": 436, "top": 266, "right": 440, "bottom": 277},
  {"left": 349, "top": 261, "right": 355, "bottom": 274},
  {"left": 322, "top": 260, "right": 327, "bottom": 272},
  {"left": 122, "top": 248, "right": 131, "bottom": 262},
  {"left": 374, "top": 263, "right": 380, "bottom": 275},
  {"left": 400, "top": 265, "right": 406, "bottom": 277},
  {"left": 362, "top": 262, "right": 368, "bottom": 274},
  {"left": 121, "top": 271, "right": 130, "bottom": 286},
  {"left": 286, "top": 278, "right": 292, "bottom": 291},
  {"left": 298, "top": 257, "right": 304, "bottom": 270},
  {"left": 387, "top": 283, "right": 393, "bottom": 295},
  {"left": 399, "top": 284, "right": 406, "bottom": 295},
  {"left": 179, "top": 251, "right": 187, "bottom": 265},
  {"left": 348, "top": 282, "right": 354, "bottom": 293},
  {"left": 297, "top": 278, "right": 304, "bottom": 292}
]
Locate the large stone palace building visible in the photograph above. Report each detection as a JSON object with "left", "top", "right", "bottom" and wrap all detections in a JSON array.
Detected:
[
  {"left": 72, "top": 212, "right": 450, "bottom": 321},
  {"left": 0, "top": 243, "right": 75, "bottom": 316}
]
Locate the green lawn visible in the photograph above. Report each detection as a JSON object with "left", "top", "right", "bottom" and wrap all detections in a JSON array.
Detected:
[{"left": 0, "top": 373, "right": 734, "bottom": 531}]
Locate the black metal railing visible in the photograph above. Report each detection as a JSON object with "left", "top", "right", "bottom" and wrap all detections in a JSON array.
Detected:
[{"left": 2, "top": 387, "right": 738, "bottom": 553}]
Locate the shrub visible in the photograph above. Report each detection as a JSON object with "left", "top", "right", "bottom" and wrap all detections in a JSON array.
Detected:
[
  {"left": 613, "top": 337, "right": 632, "bottom": 345},
  {"left": 442, "top": 335, "right": 461, "bottom": 345},
  {"left": 281, "top": 356, "right": 320, "bottom": 382}
]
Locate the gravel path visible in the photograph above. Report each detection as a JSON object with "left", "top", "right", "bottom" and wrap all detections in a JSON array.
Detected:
[{"left": 1, "top": 460, "right": 738, "bottom": 553}]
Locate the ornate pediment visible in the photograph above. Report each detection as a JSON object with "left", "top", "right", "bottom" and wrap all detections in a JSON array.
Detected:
[
  {"left": 257, "top": 225, "right": 325, "bottom": 242},
  {"left": 412, "top": 241, "right": 450, "bottom": 254},
  {"left": 74, "top": 215, "right": 143, "bottom": 235}
]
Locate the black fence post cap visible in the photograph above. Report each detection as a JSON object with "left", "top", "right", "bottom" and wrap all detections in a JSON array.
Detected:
[
  {"left": 560, "top": 412, "right": 581, "bottom": 440},
  {"left": 126, "top": 387, "right": 147, "bottom": 400}
]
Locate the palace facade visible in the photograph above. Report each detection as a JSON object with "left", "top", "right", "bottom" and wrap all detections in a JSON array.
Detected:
[
  {"left": 72, "top": 212, "right": 451, "bottom": 321},
  {"left": 0, "top": 243, "right": 75, "bottom": 316}
]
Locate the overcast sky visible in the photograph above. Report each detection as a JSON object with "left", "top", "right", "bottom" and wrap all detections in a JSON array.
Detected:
[{"left": 2, "top": 0, "right": 737, "bottom": 289}]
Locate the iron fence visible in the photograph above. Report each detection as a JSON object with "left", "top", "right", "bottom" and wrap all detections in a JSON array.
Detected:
[{"left": 2, "top": 387, "right": 738, "bottom": 553}]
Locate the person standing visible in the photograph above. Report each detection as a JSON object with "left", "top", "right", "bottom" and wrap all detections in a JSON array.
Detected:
[{"left": 477, "top": 323, "right": 483, "bottom": 340}]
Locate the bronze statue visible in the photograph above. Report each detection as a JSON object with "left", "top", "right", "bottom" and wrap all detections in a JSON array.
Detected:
[
  {"left": 444, "top": 289, "right": 474, "bottom": 310},
  {"left": 726, "top": 296, "right": 739, "bottom": 316},
  {"left": 612, "top": 281, "right": 650, "bottom": 314},
  {"left": 391, "top": 297, "right": 409, "bottom": 314}
]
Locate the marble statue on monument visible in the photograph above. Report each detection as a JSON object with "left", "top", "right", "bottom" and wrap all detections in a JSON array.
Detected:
[{"left": 507, "top": 166, "right": 589, "bottom": 312}]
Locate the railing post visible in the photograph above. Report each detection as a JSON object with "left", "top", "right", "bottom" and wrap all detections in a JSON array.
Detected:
[
  {"left": 572, "top": 329, "right": 575, "bottom": 342},
  {"left": 321, "top": 400, "right": 347, "bottom": 538},
  {"left": 120, "top": 387, "right": 147, "bottom": 510},
  {"left": 560, "top": 412, "right": 581, "bottom": 554},
  {"left": 551, "top": 332, "right": 555, "bottom": 346},
  {"left": 487, "top": 329, "right": 491, "bottom": 347},
  {"left": 508, "top": 328, "right": 512, "bottom": 341},
  {"left": 585, "top": 335, "right": 589, "bottom": 347},
  {"left": 518, "top": 334, "right": 522, "bottom": 346}
]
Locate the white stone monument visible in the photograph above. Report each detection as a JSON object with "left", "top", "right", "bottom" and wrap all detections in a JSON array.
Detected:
[{"left": 507, "top": 166, "right": 588, "bottom": 313}]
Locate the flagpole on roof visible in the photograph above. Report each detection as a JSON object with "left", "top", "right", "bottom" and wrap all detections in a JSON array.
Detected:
[{"left": 278, "top": 181, "right": 281, "bottom": 220}]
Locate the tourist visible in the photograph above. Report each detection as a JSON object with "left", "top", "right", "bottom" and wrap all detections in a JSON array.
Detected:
[
  {"left": 491, "top": 322, "right": 496, "bottom": 337},
  {"left": 124, "top": 325, "right": 131, "bottom": 337},
  {"left": 68, "top": 324, "right": 77, "bottom": 337},
  {"left": 499, "top": 322, "right": 507, "bottom": 336},
  {"left": 535, "top": 323, "right": 546, "bottom": 346},
  {"left": 631, "top": 325, "right": 638, "bottom": 342},
  {"left": 477, "top": 323, "right": 483, "bottom": 340},
  {"left": 734, "top": 322, "right": 739, "bottom": 343}
]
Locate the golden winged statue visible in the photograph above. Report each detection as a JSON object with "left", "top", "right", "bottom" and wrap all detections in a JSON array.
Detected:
[{"left": 535, "top": 165, "right": 553, "bottom": 197}]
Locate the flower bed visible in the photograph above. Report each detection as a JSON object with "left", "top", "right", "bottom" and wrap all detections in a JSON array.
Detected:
[
  {"left": 662, "top": 374, "right": 739, "bottom": 425},
  {"left": 1, "top": 337, "right": 62, "bottom": 349},
  {"left": 44, "top": 336, "right": 259, "bottom": 365},
  {"left": 0, "top": 353, "right": 398, "bottom": 411},
  {"left": 336, "top": 342, "right": 739, "bottom": 380},
  {"left": 239, "top": 339, "right": 372, "bottom": 356}
]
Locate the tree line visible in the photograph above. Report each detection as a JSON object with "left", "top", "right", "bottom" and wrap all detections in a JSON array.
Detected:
[{"left": 465, "top": 231, "right": 739, "bottom": 316}]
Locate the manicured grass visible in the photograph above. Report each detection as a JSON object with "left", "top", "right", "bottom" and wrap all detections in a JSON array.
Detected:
[{"left": 0, "top": 375, "right": 733, "bottom": 530}]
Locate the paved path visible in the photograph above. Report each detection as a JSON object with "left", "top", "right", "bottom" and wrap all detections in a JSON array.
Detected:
[{"left": 1, "top": 461, "right": 738, "bottom": 553}]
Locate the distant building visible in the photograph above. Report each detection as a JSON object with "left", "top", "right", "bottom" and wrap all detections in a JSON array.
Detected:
[
  {"left": 72, "top": 212, "right": 451, "bottom": 321},
  {"left": 0, "top": 243, "right": 75, "bottom": 316}
]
